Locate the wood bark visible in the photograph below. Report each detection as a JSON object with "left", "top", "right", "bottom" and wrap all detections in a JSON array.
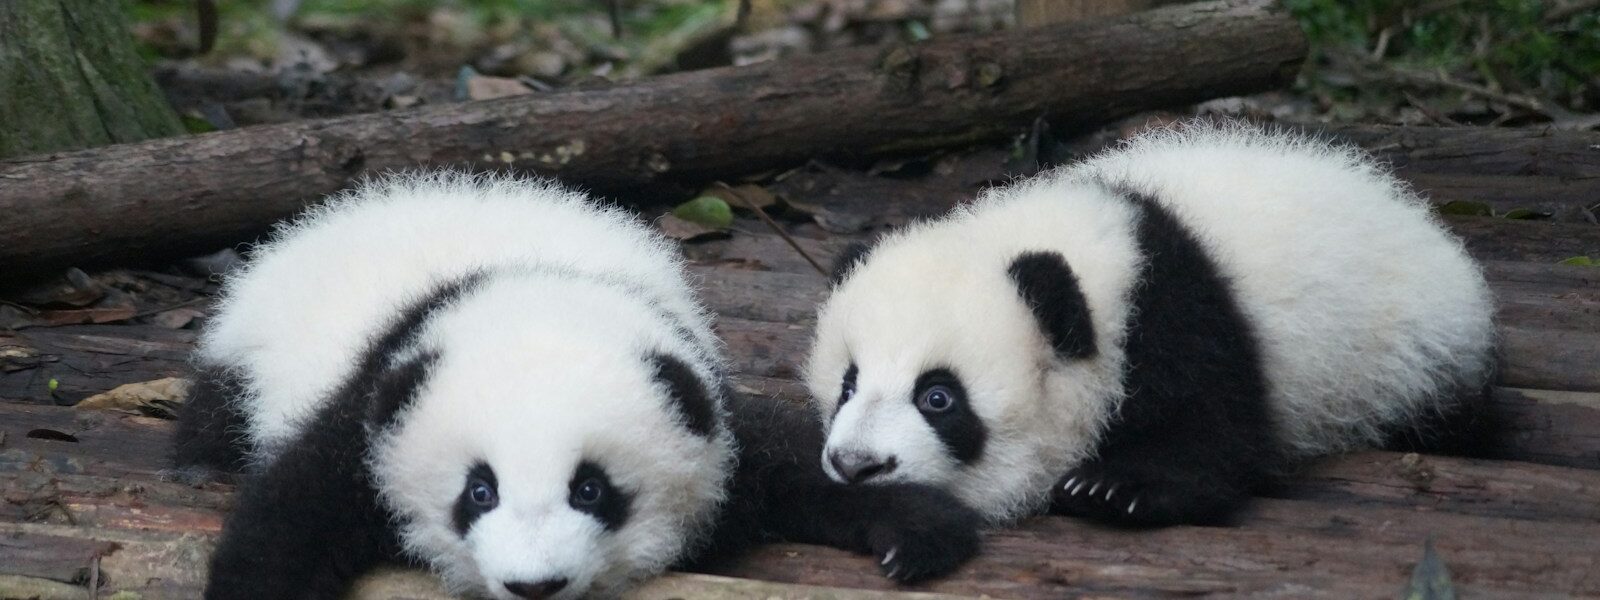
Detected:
[
  {"left": 0, "top": 0, "right": 183, "bottom": 159},
  {"left": 0, "top": 0, "right": 1305, "bottom": 282}
]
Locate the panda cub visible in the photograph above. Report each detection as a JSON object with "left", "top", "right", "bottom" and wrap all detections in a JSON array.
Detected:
[
  {"left": 173, "top": 172, "right": 979, "bottom": 600},
  {"left": 806, "top": 122, "right": 1496, "bottom": 526}
]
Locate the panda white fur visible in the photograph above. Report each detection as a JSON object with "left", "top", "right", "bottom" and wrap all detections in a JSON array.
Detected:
[
  {"left": 806, "top": 121, "right": 1497, "bottom": 526},
  {"left": 173, "top": 172, "right": 980, "bottom": 600}
]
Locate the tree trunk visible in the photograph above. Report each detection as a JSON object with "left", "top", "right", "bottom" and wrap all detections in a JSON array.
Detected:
[{"left": 0, "top": 0, "right": 183, "bottom": 159}]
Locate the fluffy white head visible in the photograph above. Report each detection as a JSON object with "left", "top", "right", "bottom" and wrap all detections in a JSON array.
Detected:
[
  {"left": 806, "top": 186, "right": 1142, "bottom": 524},
  {"left": 195, "top": 171, "right": 734, "bottom": 599},
  {"left": 372, "top": 274, "right": 735, "bottom": 600}
]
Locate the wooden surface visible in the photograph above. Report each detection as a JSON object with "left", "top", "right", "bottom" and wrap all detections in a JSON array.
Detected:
[
  {"left": 3, "top": 127, "right": 1599, "bottom": 597},
  {"left": 0, "top": 0, "right": 1304, "bottom": 282}
]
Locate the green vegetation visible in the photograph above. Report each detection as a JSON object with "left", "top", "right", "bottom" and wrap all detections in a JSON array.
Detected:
[
  {"left": 1287, "top": 0, "right": 1600, "bottom": 121},
  {"left": 128, "top": 0, "right": 737, "bottom": 75}
]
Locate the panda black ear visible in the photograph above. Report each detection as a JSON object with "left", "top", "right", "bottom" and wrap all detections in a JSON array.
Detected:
[
  {"left": 829, "top": 240, "right": 875, "bottom": 285},
  {"left": 1007, "top": 251, "right": 1096, "bottom": 359},
  {"left": 650, "top": 353, "right": 717, "bottom": 437}
]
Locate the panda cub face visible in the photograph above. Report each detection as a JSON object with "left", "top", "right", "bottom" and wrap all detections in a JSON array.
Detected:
[
  {"left": 372, "top": 276, "right": 733, "bottom": 600},
  {"left": 805, "top": 220, "right": 1112, "bottom": 523}
]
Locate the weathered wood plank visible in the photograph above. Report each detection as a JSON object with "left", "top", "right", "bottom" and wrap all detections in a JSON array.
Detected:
[
  {"left": 1274, "top": 450, "right": 1600, "bottom": 522},
  {"left": 1327, "top": 124, "right": 1600, "bottom": 180},
  {"left": 705, "top": 496, "right": 1600, "bottom": 599},
  {"left": 3, "top": 450, "right": 1598, "bottom": 599}
]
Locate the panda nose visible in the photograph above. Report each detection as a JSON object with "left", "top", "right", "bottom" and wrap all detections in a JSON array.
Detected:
[
  {"left": 504, "top": 578, "right": 568, "bottom": 600},
  {"left": 829, "top": 450, "right": 896, "bottom": 484}
]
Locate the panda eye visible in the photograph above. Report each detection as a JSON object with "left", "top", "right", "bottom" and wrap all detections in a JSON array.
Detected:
[
  {"left": 839, "top": 364, "right": 859, "bottom": 405},
  {"left": 467, "top": 477, "right": 498, "bottom": 508},
  {"left": 452, "top": 463, "right": 500, "bottom": 535},
  {"left": 571, "top": 477, "right": 605, "bottom": 506},
  {"left": 567, "top": 461, "right": 631, "bottom": 530},
  {"left": 917, "top": 385, "right": 956, "bottom": 413}
]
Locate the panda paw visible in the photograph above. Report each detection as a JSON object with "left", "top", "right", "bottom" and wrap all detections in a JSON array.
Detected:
[
  {"left": 864, "top": 487, "right": 982, "bottom": 583},
  {"left": 1049, "top": 463, "right": 1240, "bottom": 526}
]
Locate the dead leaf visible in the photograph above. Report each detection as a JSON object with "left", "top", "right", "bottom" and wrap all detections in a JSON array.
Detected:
[
  {"left": 76, "top": 377, "right": 193, "bottom": 413},
  {"left": 462, "top": 71, "right": 534, "bottom": 100},
  {"left": 13, "top": 268, "right": 106, "bottom": 307},
  {"left": 0, "top": 342, "right": 43, "bottom": 372},
  {"left": 657, "top": 214, "right": 731, "bottom": 243},
  {"left": 150, "top": 306, "right": 207, "bottom": 329},
  {"left": 32, "top": 306, "right": 138, "bottom": 327}
]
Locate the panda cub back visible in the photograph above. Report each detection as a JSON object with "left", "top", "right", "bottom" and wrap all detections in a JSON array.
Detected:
[
  {"left": 807, "top": 121, "right": 1495, "bottom": 526},
  {"left": 176, "top": 172, "right": 734, "bottom": 600}
]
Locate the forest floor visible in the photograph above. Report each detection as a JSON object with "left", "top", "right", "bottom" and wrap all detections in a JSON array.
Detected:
[{"left": 2, "top": 1, "right": 1599, "bottom": 598}]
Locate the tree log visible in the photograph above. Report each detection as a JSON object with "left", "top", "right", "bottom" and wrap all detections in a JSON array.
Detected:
[{"left": 0, "top": 0, "right": 1306, "bottom": 282}]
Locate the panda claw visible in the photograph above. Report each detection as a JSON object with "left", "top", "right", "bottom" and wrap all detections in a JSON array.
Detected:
[
  {"left": 1127, "top": 498, "right": 1139, "bottom": 514},
  {"left": 1088, "top": 481, "right": 1102, "bottom": 496},
  {"left": 881, "top": 547, "right": 898, "bottom": 566},
  {"left": 1062, "top": 476, "right": 1078, "bottom": 491},
  {"left": 1105, "top": 484, "right": 1118, "bottom": 501}
]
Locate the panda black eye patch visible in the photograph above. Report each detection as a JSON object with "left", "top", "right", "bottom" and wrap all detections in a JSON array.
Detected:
[
  {"left": 839, "top": 363, "right": 859, "bottom": 409},
  {"left": 913, "top": 369, "right": 986, "bottom": 464},
  {"left": 569, "top": 461, "right": 633, "bottom": 531},
  {"left": 451, "top": 462, "right": 498, "bottom": 535}
]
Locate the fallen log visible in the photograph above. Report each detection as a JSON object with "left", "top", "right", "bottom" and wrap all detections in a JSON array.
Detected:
[{"left": 0, "top": 0, "right": 1304, "bottom": 282}]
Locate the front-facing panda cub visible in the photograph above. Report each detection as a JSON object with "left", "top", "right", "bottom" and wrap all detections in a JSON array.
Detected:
[
  {"left": 807, "top": 122, "right": 1497, "bottom": 527},
  {"left": 173, "top": 172, "right": 980, "bottom": 600}
]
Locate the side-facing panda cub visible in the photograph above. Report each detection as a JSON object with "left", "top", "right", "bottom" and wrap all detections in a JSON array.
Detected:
[
  {"left": 173, "top": 172, "right": 979, "bottom": 600},
  {"left": 806, "top": 122, "right": 1496, "bottom": 527}
]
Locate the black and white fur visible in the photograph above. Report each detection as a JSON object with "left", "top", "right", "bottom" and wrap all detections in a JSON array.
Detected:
[
  {"left": 173, "top": 172, "right": 979, "bottom": 600},
  {"left": 806, "top": 122, "right": 1497, "bottom": 526}
]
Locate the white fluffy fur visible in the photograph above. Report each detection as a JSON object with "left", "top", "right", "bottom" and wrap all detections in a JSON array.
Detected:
[
  {"left": 196, "top": 172, "right": 734, "bottom": 599},
  {"left": 806, "top": 121, "right": 1496, "bottom": 524}
]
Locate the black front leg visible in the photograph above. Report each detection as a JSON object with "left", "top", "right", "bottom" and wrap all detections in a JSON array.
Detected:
[
  {"left": 203, "top": 406, "right": 400, "bottom": 600},
  {"left": 169, "top": 364, "right": 253, "bottom": 485},
  {"left": 1048, "top": 422, "right": 1261, "bottom": 526},
  {"left": 695, "top": 393, "right": 980, "bottom": 583},
  {"left": 775, "top": 480, "right": 982, "bottom": 582}
]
